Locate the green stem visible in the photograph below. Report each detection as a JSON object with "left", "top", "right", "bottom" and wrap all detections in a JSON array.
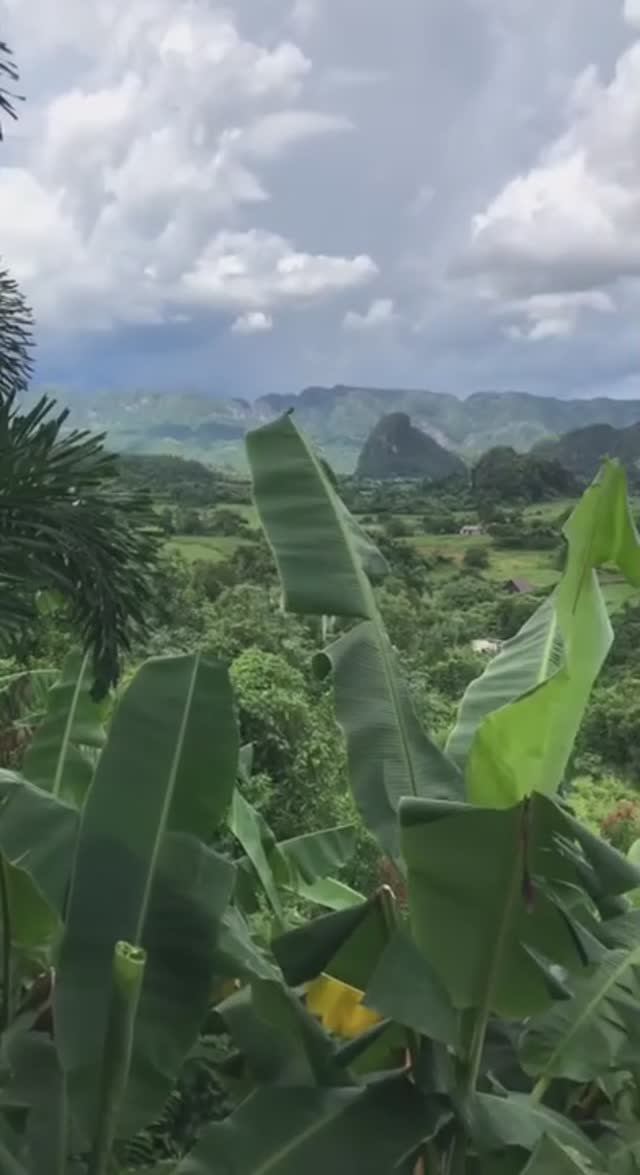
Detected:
[
  {"left": 88, "top": 941, "right": 146, "bottom": 1175},
  {"left": 0, "top": 857, "right": 12, "bottom": 1032}
]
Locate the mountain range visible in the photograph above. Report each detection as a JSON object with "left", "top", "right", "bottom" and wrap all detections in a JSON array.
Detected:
[
  {"left": 536, "top": 422, "right": 640, "bottom": 483},
  {"left": 53, "top": 384, "right": 640, "bottom": 472}
]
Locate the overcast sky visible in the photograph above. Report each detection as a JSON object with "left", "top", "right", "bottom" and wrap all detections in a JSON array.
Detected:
[{"left": 1, "top": 0, "right": 640, "bottom": 399}]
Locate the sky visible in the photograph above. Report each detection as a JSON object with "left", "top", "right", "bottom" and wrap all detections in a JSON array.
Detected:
[{"left": 1, "top": 0, "right": 640, "bottom": 400}]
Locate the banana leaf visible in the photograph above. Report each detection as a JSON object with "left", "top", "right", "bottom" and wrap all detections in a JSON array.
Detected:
[
  {"left": 22, "top": 650, "right": 107, "bottom": 807},
  {"left": 400, "top": 791, "right": 640, "bottom": 1018},
  {"left": 448, "top": 461, "right": 640, "bottom": 807},
  {"left": 54, "top": 654, "right": 238, "bottom": 1141},
  {"left": 247, "top": 413, "right": 462, "bottom": 860},
  {"left": 172, "top": 1073, "right": 429, "bottom": 1175},
  {"left": 521, "top": 942, "right": 640, "bottom": 1089},
  {"left": 0, "top": 772, "right": 77, "bottom": 952}
]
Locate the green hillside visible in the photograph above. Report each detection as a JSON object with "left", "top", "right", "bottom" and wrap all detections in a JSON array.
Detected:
[{"left": 49, "top": 384, "right": 640, "bottom": 472}]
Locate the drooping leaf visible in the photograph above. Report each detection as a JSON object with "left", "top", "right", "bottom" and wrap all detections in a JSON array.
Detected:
[
  {"left": 449, "top": 462, "right": 640, "bottom": 807},
  {"left": 274, "top": 825, "right": 356, "bottom": 889},
  {"left": 274, "top": 891, "right": 391, "bottom": 990},
  {"left": 521, "top": 943, "right": 640, "bottom": 1087},
  {"left": 5, "top": 1032, "right": 68, "bottom": 1175},
  {"left": 400, "top": 792, "right": 638, "bottom": 1018},
  {"left": 228, "top": 789, "right": 283, "bottom": 923},
  {"left": 315, "top": 624, "right": 463, "bottom": 860},
  {"left": 247, "top": 413, "right": 463, "bottom": 860},
  {"left": 0, "top": 771, "right": 77, "bottom": 951},
  {"left": 520, "top": 1135, "right": 607, "bottom": 1174},
  {"left": 174, "top": 1074, "right": 429, "bottom": 1175},
  {"left": 22, "top": 650, "right": 107, "bottom": 807},
  {"left": 363, "top": 929, "right": 458, "bottom": 1046},
  {"left": 246, "top": 412, "right": 385, "bottom": 620},
  {"left": 214, "top": 906, "right": 281, "bottom": 983},
  {"left": 219, "top": 978, "right": 345, "bottom": 1087},
  {"left": 54, "top": 654, "right": 238, "bottom": 1141},
  {"left": 294, "top": 877, "right": 364, "bottom": 911},
  {"left": 467, "top": 1092, "right": 600, "bottom": 1164}
]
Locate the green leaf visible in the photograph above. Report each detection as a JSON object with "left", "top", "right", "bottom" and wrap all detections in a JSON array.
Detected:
[
  {"left": 274, "top": 825, "right": 356, "bottom": 888},
  {"left": 600, "top": 1126, "right": 640, "bottom": 1175},
  {"left": 247, "top": 413, "right": 462, "bottom": 860},
  {"left": 229, "top": 789, "right": 283, "bottom": 923},
  {"left": 54, "top": 654, "right": 238, "bottom": 1141},
  {"left": 0, "top": 772, "right": 78, "bottom": 950},
  {"left": 521, "top": 1136, "right": 607, "bottom": 1174},
  {"left": 5, "top": 1032, "right": 68, "bottom": 1175},
  {"left": 315, "top": 623, "right": 463, "bottom": 860},
  {"left": 521, "top": 944, "right": 640, "bottom": 1088},
  {"left": 218, "top": 978, "right": 344, "bottom": 1088},
  {"left": 215, "top": 905, "right": 281, "bottom": 982},
  {"left": 363, "top": 929, "right": 458, "bottom": 1046},
  {"left": 246, "top": 412, "right": 385, "bottom": 620},
  {"left": 22, "top": 650, "right": 107, "bottom": 806},
  {"left": 467, "top": 1093, "right": 600, "bottom": 1164},
  {"left": 450, "top": 462, "right": 640, "bottom": 807},
  {"left": 446, "top": 597, "right": 562, "bottom": 770},
  {"left": 399, "top": 793, "right": 630, "bottom": 1018},
  {"left": 294, "top": 877, "right": 364, "bottom": 912},
  {"left": 274, "top": 892, "right": 391, "bottom": 990},
  {"left": 174, "top": 1074, "right": 429, "bottom": 1175}
]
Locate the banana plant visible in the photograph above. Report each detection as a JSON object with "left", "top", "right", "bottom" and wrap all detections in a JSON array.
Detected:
[
  {"left": 0, "top": 652, "right": 245, "bottom": 1173},
  {"left": 240, "top": 413, "right": 640, "bottom": 1173}
]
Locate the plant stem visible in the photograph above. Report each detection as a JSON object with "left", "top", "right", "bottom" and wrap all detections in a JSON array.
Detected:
[
  {"left": 88, "top": 941, "right": 146, "bottom": 1175},
  {"left": 0, "top": 857, "right": 12, "bottom": 1031},
  {"left": 530, "top": 1074, "right": 550, "bottom": 1105}
]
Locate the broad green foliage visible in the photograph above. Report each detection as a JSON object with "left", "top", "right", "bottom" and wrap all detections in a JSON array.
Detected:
[
  {"left": 3, "top": 414, "right": 640, "bottom": 1174},
  {"left": 22, "top": 651, "right": 107, "bottom": 807},
  {"left": 449, "top": 460, "right": 640, "bottom": 807},
  {"left": 247, "top": 412, "right": 463, "bottom": 861},
  {"left": 55, "top": 654, "right": 238, "bottom": 1139}
]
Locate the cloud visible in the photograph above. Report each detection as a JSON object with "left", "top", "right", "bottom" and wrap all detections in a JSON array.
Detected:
[
  {"left": 2, "top": 0, "right": 639, "bottom": 398},
  {"left": 343, "top": 297, "right": 396, "bottom": 331},
  {"left": 625, "top": 0, "right": 640, "bottom": 29},
  {"left": 232, "top": 110, "right": 352, "bottom": 159},
  {"left": 231, "top": 310, "right": 274, "bottom": 333},
  {"left": 0, "top": 1, "right": 367, "bottom": 331},
  {"left": 183, "top": 229, "right": 376, "bottom": 310},
  {"left": 459, "top": 27, "right": 640, "bottom": 337},
  {"left": 504, "top": 290, "right": 615, "bottom": 341}
]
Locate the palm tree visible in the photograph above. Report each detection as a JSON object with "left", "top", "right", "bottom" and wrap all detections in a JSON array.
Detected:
[{"left": 0, "top": 43, "right": 159, "bottom": 695}]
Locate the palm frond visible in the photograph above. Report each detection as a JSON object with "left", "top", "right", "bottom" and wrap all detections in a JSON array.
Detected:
[
  {"left": 0, "top": 42, "right": 20, "bottom": 138},
  {"left": 0, "top": 394, "right": 160, "bottom": 695}
]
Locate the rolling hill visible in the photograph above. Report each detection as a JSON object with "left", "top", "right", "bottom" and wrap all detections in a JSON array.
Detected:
[
  {"left": 47, "top": 384, "right": 640, "bottom": 472},
  {"left": 535, "top": 422, "right": 640, "bottom": 484}
]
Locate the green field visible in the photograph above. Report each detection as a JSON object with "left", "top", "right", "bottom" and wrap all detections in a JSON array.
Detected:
[
  {"left": 167, "top": 535, "right": 252, "bottom": 563},
  {"left": 168, "top": 493, "right": 636, "bottom": 614}
]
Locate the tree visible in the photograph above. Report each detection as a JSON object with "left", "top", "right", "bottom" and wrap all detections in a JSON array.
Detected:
[
  {"left": 463, "top": 544, "right": 490, "bottom": 571},
  {"left": 0, "top": 46, "right": 159, "bottom": 693}
]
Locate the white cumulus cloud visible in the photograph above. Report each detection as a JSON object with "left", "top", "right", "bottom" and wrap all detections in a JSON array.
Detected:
[
  {"left": 343, "top": 297, "right": 396, "bottom": 331},
  {"left": 231, "top": 310, "right": 274, "bottom": 333},
  {"left": 459, "top": 28, "right": 640, "bottom": 338},
  {"left": 0, "top": 0, "right": 372, "bottom": 331}
]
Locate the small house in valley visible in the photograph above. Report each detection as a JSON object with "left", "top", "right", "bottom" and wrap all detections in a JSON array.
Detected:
[{"left": 459, "top": 524, "right": 484, "bottom": 537}]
